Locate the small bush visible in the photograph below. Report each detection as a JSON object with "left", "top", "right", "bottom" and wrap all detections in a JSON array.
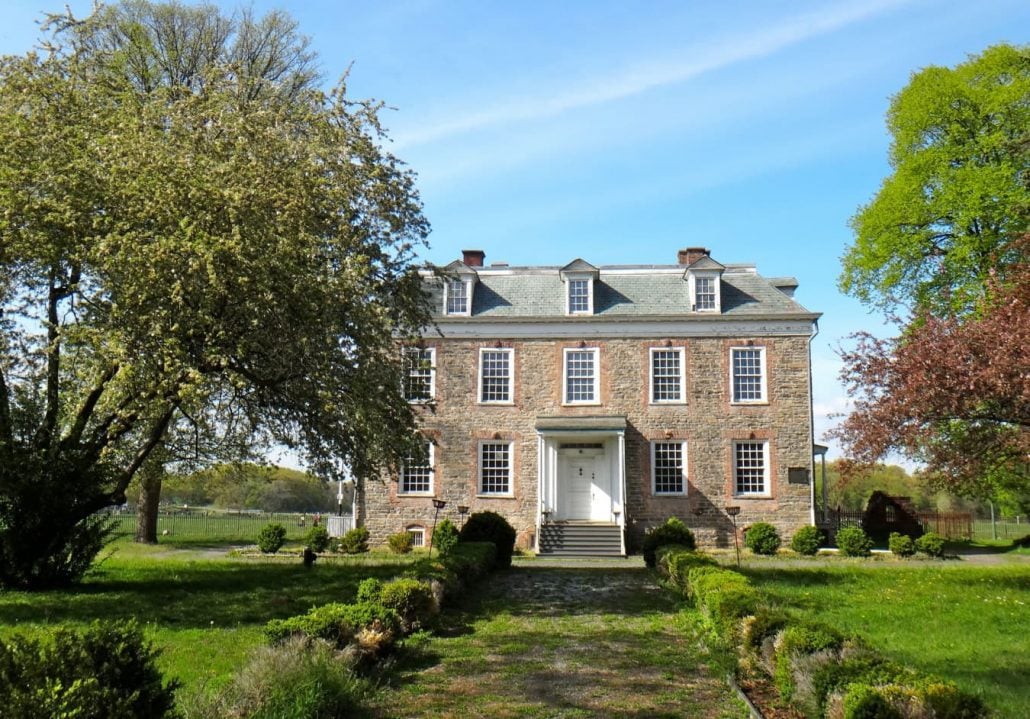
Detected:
[
  {"left": 658, "top": 547, "right": 718, "bottom": 589},
  {"left": 835, "top": 526, "right": 872, "bottom": 557},
  {"left": 387, "top": 531, "right": 412, "bottom": 554},
  {"left": 745, "top": 522, "right": 782, "bottom": 555},
  {"left": 641, "top": 517, "right": 696, "bottom": 568},
  {"left": 432, "top": 518, "right": 460, "bottom": 556},
  {"left": 840, "top": 684, "right": 903, "bottom": 719},
  {"left": 772, "top": 623, "right": 845, "bottom": 701},
  {"left": 888, "top": 532, "right": 916, "bottom": 557},
  {"left": 355, "top": 577, "right": 384, "bottom": 604},
  {"left": 688, "top": 566, "right": 759, "bottom": 630},
  {"left": 338, "top": 527, "right": 370, "bottom": 554},
  {"left": 915, "top": 531, "right": 946, "bottom": 558},
  {"left": 257, "top": 523, "right": 287, "bottom": 554},
  {"left": 790, "top": 525, "right": 823, "bottom": 556},
  {"left": 458, "top": 511, "right": 517, "bottom": 568},
  {"left": 264, "top": 601, "right": 400, "bottom": 653},
  {"left": 1013, "top": 533, "right": 1030, "bottom": 548},
  {"left": 305, "top": 525, "right": 331, "bottom": 553},
  {"left": 0, "top": 620, "right": 177, "bottom": 719},
  {"left": 380, "top": 578, "right": 436, "bottom": 633}
]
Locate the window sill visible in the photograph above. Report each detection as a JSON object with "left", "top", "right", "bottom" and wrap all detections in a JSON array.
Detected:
[
  {"left": 406, "top": 399, "right": 434, "bottom": 406},
  {"left": 653, "top": 492, "right": 687, "bottom": 497},
  {"left": 562, "top": 401, "right": 602, "bottom": 407},
  {"left": 649, "top": 400, "right": 687, "bottom": 406},
  {"left": 733, "top": 494, "right": 772, "bottom": 500},
  {"left": 730, "top": 400, "right": 768, "bottom": 407},
  {"left": 476, "top": 493, "right": 515, "bottom": 500},
  {"left": 398, "top": 492, "right": 435, "bottom": 498},
  {"left": 478, "top": 401, "right": 515, "bottom": 406}
]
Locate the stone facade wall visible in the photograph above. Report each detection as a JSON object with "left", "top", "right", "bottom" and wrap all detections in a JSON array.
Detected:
[{"left": 360, "top": 334, "right": 814, "bottom": 550}]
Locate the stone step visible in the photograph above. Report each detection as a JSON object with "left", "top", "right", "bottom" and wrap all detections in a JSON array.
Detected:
[{"left": 538, "top": 522, "right": 624, "bottom": 556}]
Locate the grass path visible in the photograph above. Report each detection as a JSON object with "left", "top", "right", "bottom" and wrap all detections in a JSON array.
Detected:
[{"left": 375, "top": 563, "right": 746, "bottom": 719}]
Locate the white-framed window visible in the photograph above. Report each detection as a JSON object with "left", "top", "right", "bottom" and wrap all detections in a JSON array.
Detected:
[
  {"left": 734, "top": 440, "right": 770, "bottom": 497},
  {"left": 403, "top": 347, "right": 435, "bottom": 402},
  {"left": 478, "top": 441, "right": 513, "bottom": 496},
  {"left": 651, "top": 440, "right": 687, "bottom": 495},
  {"left": 731, "top": 346, "right": 767, "bottom": 403},
  {"left": 695, "top": 276, "right": 717, "bottom": 311},
  {"left": 479, "top": 348, "right": 514, "bottom": 404},
  {"left": 399, "top": 439, "right": 434, "bottom": 495},
  {"left": 563, "top": 348, "right": 599, "bottom": 404},
  {"left": 444, "top": 279, "right": 470, "bottom": 315},
  {"left": 650, "top": 347, "right": 685, "bottom": 403},
  {"left": 407, "top": 526, "right": 425, "bottom": 548},
  {"left": 567, "top": 278, "right": 592, "bottom": 314}
]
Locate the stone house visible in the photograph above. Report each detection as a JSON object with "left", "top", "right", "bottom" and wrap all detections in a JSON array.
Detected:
[{"left": 358, "top": 247, "right": 821, "bottom": 555}]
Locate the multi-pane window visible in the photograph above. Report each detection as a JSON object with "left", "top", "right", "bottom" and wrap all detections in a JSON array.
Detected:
[
  {"left": 407, "top": 526, "right": 425, "bottom": 548},
  {"left": 564, "top": 348, "right": 598, "bottom": 403},
  {"left": 650, "top": 348, "right": 684, "bottom": 403},
  {"left": 479, "top": 349, "right": 513, "bottom": 403},
  {"left": 445, "top": 279, "right": 468, "bottom": 315},
  {"left": 651, "top": 441, "right": 687, "bottom": 495},
  {"left": 399, "top": 439, "right": 434, "bottom": 495},
  {"left": 734, "top": 441, "right": 769, "bottom": 496},
  {"left": 568, "top": 278, "right": 590, "bottom": 314},
  {"left": 731, "top": 347, "right": 766, "bottom": 403},
  {"left": 403, "top": 347, "right": 435, "bottom": 402},
  {"left": 479, "top": 442, "right": 512, "bottom": 495},
  {"left": 695, "top": 276, "right": 717, "bottom": 311}
]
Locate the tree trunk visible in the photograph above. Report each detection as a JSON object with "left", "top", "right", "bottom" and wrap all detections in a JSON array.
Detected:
[{"left": 135, "top": 463, "right": 163, "bottom": 544}]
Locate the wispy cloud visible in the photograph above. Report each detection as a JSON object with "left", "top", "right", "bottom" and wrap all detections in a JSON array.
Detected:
[{"left": 394, "top": 0, "right": 911, "bottom": 148}]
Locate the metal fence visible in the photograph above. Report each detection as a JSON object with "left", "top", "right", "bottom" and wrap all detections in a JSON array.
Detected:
[
  {"left": 105, "top": 509, "right": 352, "bottom": 542},
  {"left": 820, "top": 509, "right": 974, "bottom": 540},
  {"left": 972, "top": 519, "right": 1026, "bottom": 541}
]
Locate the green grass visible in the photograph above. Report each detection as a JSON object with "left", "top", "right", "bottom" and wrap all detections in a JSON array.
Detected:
[{"left": 741, "top": 562, "right": 1030, "bottom": 718}]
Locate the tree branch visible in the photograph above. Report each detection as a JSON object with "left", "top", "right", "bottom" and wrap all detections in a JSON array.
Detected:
[
  {"left": 109, "top": 404, "right": 177, "bottom": 502},
  {"left": 61, "top": 362, "right": 120, "bottom": 450}
]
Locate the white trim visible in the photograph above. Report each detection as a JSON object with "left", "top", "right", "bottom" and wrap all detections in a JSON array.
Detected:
[
  {"left": 650, "top": 440, "right": 688, "bottom": 496},
  {"left": 398, "top": 440, "right": 434, "bottom": 496},
  {"left": 649, "top": 347, "right": 686, "bottom": 404},
  {"left": 406, "top": 525, "right": 426, "bottom": 548},
  {"left": 564, "top": 275, "right": 594, "bottom": 315},
  {"left": 403, "top": 347, "right": 436, "bottom": 403},
  {"left": 432, "top": 318, "right": 817, "bottom": 339},
  {"left": 732, "top": 439, "right": 771, "bottom": 498},
  {"left": 477, "top": 347, "right": 515, "bottom": 404},
  {"left": 562, "top": 347, "right": 600, "bottom": 405},
  {"left": 477, "top": 440, "right": 514, "bottom": 497},
  {"left": 729, "top": 346, "right": 768, "bottom": 404},
  {"left": 688, "top": 271, "right": 721, "bottom": 313},
  {"left": 443, "top": 278, "right": 472, "bottom": 316}
]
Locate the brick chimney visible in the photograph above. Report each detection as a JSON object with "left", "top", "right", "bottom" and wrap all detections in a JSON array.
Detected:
[
  {"left": 677, "top": 247, "right": 709, "bottom": 265},
  {"left": 462, "top": 249, "right": 485, "bottom": 267}
]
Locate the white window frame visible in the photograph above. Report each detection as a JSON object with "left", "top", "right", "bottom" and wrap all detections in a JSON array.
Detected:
[
  {"left": 399, "top": 439, "right": 434, "bottom": 496},
  {"left": 444, "top": 279, "right": 472, "bottom": 316},
  {"left": 649, "top": 347, "right": 686, "bottom": 404},
  {"left": 730, "top": 346, "right": 767, "bottom": 404},
  {"left": 478, "top": 348, "right": 514, "bottom": 404},
  {"left": 406, "top": 526, "right": 426, "bottom": 548},
  {"left": 478, "top": 440, "right": 514, "bottom": 497},
  {"left": 733, "top": 440, "right": 771, "bottom": 497},
  {"left": 403, "top": 347, "right": 435, "bottom": 403},
  {"left": 563, "top": 347, "right": 600, "bottom": 405},
  {"left": 651, "top": 440, "right": 688, "bottom": 496},
  {"left": 688, "top": 271, "right": 721, "bottom": 313},
  {"left": 566, "top": 276, "right": 593, "bottom": 315}
]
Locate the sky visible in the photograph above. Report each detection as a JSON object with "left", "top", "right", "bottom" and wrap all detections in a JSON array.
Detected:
[{"left": 1, "top": 0, "right": 1027, "bottom": 463}]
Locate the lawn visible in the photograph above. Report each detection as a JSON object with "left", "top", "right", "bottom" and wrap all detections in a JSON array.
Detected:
[
  {"left": 0, "top": 536, "right": 414, "bottom": 694},
  {"left": 740, "top": 560, "right": 1030, "bottom": 719}
]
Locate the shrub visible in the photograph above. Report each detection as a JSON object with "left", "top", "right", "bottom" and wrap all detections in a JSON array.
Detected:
[
  {"left": 379, "top": 578, "right": 436, "bottom": 633},
  {"left": 835, "top": 526, "right": 872, "bottom": 557},
  {"left": 387, "top": 531, "right": 412, "bottom": 554},
  {"left": 458, "top": 511, "right": 517, "bottom": 568},
  {"left": 915, "top": 531, "right": 946, "bottom": 558},
  {"left": 658, "top": 547, "right": 718, "bottom": 590},
  {"left": 305, "top": 525, "right": 330, "bottom": 553},
  {"left": 0, "top": 620, "right": 177, "bottom": 719},
  {"left": 264, "top": 601, "right": 400, "bottom": 652},
  {"left": 355, "top": 577, "right": 384, "bottom": 604},
  {"left": 745, "top": 522, "right": 782, "bottom": 555},
  {"left": 840, "top": 684, "right": 903, "bottom": 719},
  {"left": 180, "top": 636, "right": 371, "bottom": 719},
  {"left": 1014, "top": 533, "right": 1030, "bottom": 548},
  {"left": 772, "top": 623, "right": 845, "bottom": 701},
  {"left": 790, "top": 525, "right": 823, "bottom": 556},
  {"left": 257, "top": 523, "right": 287, "bottom": 554},
  {"left": 641, "top": 517, "right": 696, "bottom": 568},
  {"left": 888, "top": 532, "right": 916, "bottom": 557},
  {"left": 432, "top": 518, "right": 459, "bottom": 557},
  {"left": 338, "top": 527, "right": 370, "bottom": 554},
  {"left": 687, "top": 565, "right": 760, "bottom": 631}
]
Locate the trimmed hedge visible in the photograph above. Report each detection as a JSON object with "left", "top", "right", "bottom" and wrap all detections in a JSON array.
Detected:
[
  {"left": 265, "top": 602, "right": 401, "bottom": 650},
  {"left": 379, "top": 578, "right": 436, "bottom": 633},
  {"left": 458, "top": 511, "right": 516, "bottom": 568},
  {"left": 888, "top": 532, "right": 915, "bottom": 557},
  {"left": 642, "top": 517, "right": 696, "bottom": 568},
  {"left": 835, "top": 526, "right": 873, "bottom": 557},
  {"left": 790, "top": 526, "right": 823, "bottom": 556},
  {"left": 745, "top": 522, "right": 782, "bottom": 555},
  {"left": 915, "top": 531, "right": 946, "bottom": 558}
]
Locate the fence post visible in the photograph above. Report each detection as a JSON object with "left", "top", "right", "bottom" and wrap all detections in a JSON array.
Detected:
[{"left": 989, "top": 501, "right": 997, "bottom": 541}]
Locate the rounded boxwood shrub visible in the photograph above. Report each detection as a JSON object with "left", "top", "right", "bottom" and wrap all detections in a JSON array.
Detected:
[
  {"left": 835, "top": 526, "right": 872, "bottom": 557},
  {"left": 355, "top": 578, "right": 384, "bottom": 604},
  {"left": 642, "top": 517, "right": 696, "bottom": 568},
  {"left": 459, "top": 511, "right": 517, "bottom": 568},
  {"left": 379, "top": 578, "right": 436, "bottom": 632},
  {"left": 915, "top": 531, "right": 946, "bottom": 558},
  {"left": 305, "top": 525, "right": 330, "bottom": 553},
  {"left": 338, "top": 527, "right": 370, "bottom": 554},
  {"left": 257, "top": 522, "right": 287, "bottom": 554},
  {"left": 790, "top": 525, "right": 822, "bottom": 556},
  {"left": 888, "top": 532, "right": 915, "bottom": 557},
  {"left": 745, "top": 522, "right": 781, "bottom": 555},
  {"left": 387, "top": 531, "right": 412, "bottom": 554},
  {"left": 432, "top": 518, "right": 460, "bottom": 557}
]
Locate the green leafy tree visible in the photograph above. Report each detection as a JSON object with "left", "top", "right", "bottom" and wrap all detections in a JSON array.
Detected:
[{"left": 0, "top": 2, "right": 431, "bottom": 588}]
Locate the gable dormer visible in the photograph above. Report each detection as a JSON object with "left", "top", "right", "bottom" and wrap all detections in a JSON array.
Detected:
[
  {"left": 441, "top": 256, "right": 479, "bottom": 316},
  {"left": 559, "top": 259, "right": 599, "bottom": 315},
  {"left": 679, "top": 248, "right": 724, "bottom": 313}
]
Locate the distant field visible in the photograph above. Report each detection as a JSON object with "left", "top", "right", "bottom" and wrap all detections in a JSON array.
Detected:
[{"left": 106, "top": 509, "right": 326, "bottom": 544}]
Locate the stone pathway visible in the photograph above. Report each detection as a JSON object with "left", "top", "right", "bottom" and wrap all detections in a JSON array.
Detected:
[{"left": 374, "top": 562, "right": 748, "bottom": 719}]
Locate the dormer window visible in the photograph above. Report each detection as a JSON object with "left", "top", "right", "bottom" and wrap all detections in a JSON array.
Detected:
[
  {"left": 560, "top": 259, "right": 599, "bottom": 316},
  {"left": 682, "top": 252, "right": 724, "bottom": 314},
  {"left": 694, "top": 276, "right": 717, "bottom": 311},
  {"left": 445, "top": 279, "right": 469, "bottom": 315},
  {"left": 440, "top": 259, "right": 478, "bottom": 317}
]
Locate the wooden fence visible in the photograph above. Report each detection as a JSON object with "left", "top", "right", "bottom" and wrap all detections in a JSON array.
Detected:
[{"left": 820, "top": 508, "right": 973, "bottom": 540}]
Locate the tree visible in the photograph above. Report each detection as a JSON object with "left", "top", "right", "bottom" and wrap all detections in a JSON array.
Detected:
[
  {"left": 0, "top": 2, "right": 431, "bottom": 588},
  {"left": 840, "top": 44, "right": 1029, "bottom": 316}
]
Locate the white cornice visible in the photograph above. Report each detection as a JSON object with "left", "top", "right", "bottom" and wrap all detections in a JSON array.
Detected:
[{"left": 426, "top": 317, "right": 818, "bottom": 339}]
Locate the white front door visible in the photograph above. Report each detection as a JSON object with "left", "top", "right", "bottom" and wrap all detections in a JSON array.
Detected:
[{"left": 559, "top": 448, "right": 612, "bottom": 521}]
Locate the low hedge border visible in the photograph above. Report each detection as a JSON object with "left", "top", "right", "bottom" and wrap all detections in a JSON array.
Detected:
[{"left": 656, "top": 545, "right": 988, "bottom": 719}]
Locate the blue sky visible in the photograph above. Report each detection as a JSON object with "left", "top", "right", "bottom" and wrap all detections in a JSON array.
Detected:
[{"left": 2, "top": 0, "right": 1027, "bottom": 461}]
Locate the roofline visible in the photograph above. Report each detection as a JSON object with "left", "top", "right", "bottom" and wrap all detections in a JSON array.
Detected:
[{"left": 431, "top": 312, "right": 823, "bottom": 323}]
